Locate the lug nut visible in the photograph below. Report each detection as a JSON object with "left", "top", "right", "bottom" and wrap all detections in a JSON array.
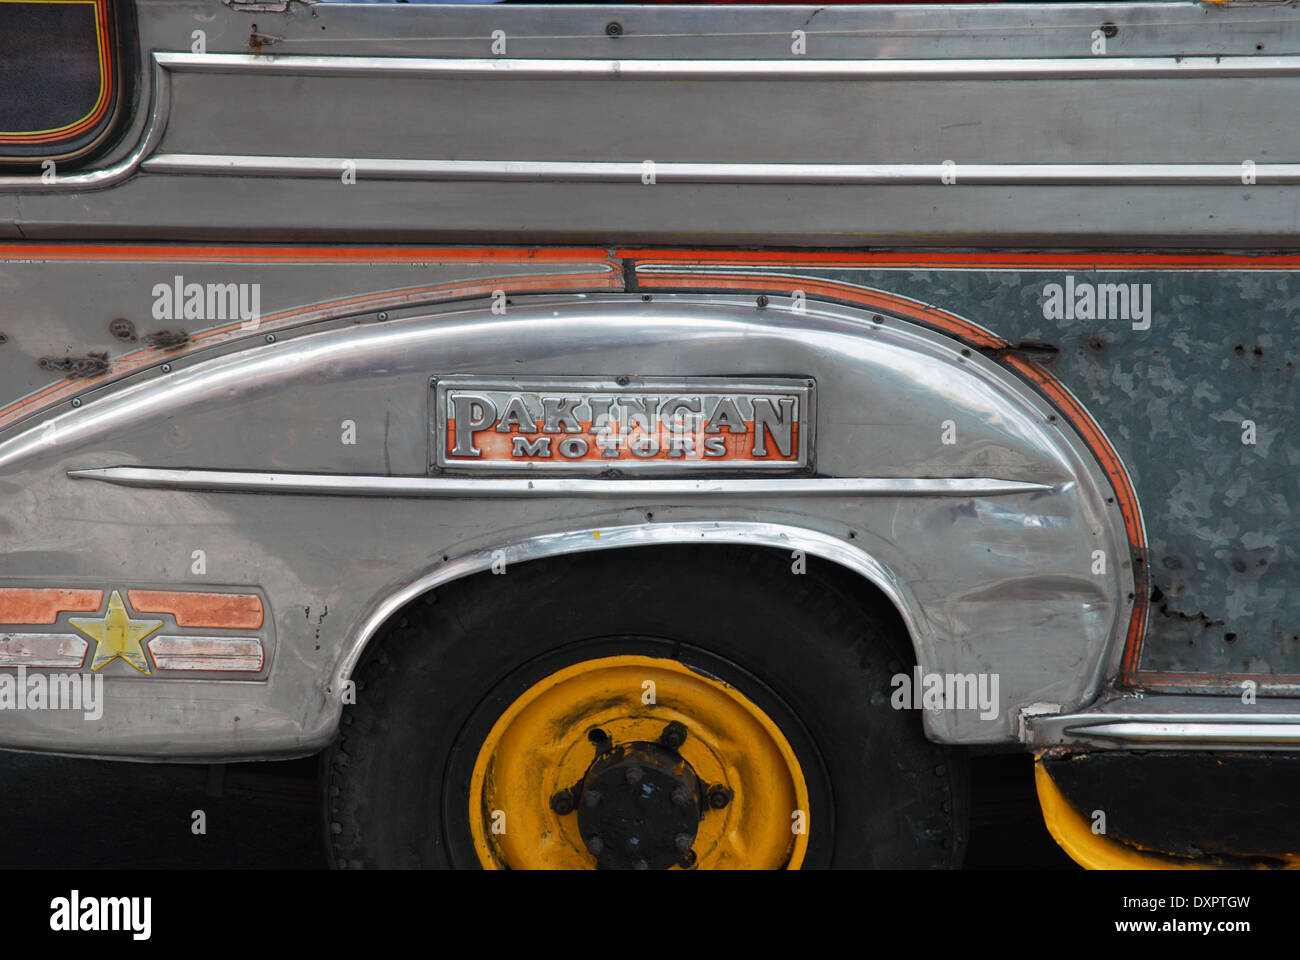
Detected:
[
  {"left": 659, "top": 721, "right": 688, "bottom": 750},
  {"left": 674, "top": 833, "right": 693, "bottom": 854},
  {"left": 671, "top": 787, "right": 694, "bottom": 809},
  {"left": 706, "top": 785, "right": 734, "bottom": 810},
  {"left": 625, "top": 836, "right": 641, "bottom": 853},
  {"left": 634, "top": 859, "right": 649, "bottom": 870},
  {"left": 586, "top": 836, "right": 603, "bottom": 856},
  {"left": 583, "top": 789, "right": 602, "bottom": 809},
  {"left": 625, "top": 765, "right": 643, "bottom": 785},
  {"left": 549, "top": 789, "right": 575, "bottom": 816}
]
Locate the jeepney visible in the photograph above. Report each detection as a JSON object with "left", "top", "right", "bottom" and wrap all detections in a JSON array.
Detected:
[{"left": 0, "top": 0, "right": 1296, "bottom": 869}]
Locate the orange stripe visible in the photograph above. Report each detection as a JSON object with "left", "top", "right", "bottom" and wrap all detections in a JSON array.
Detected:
[
  {"left": 0, "top": 588, "right": 103, "bottom": 624},
  {"left": 634, "top": 267, "right": 1152, "bottom": 681},
  {"left": 0, "top": 244, "right": 614, "bottom": 263},
  {"left": 620, "top": 249, "right": 1300, "bottom": 270},
  {"left": 127, "top": 590, "right": 264, "bottom": 629}
]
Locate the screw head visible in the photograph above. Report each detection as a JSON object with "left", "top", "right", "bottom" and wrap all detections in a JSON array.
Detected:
[{"left": 707, "top": 784, "right": 733, "bottom": 810}]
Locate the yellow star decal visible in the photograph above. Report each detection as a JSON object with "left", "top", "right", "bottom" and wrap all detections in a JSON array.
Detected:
[{"left": 69, "top": 591, "right": 162, "bottom": 675}]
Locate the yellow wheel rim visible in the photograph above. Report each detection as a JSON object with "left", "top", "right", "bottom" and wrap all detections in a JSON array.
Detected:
[{"left": 468, "top": 654, "right": 811, "bottom": 869}]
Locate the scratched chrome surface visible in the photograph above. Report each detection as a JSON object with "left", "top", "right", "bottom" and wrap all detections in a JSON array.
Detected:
[{"left": 0, "top": 294, "right": 1128, "bottom": 756}]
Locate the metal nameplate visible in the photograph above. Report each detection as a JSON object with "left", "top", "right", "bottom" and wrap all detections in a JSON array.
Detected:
[{"left": 433, "top": 377, "right": 814, "bottom": 473}]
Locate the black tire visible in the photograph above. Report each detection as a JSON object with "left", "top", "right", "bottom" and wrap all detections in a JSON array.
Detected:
[{"left": 323, "top": 545, "right": 969, "bottom": 868}]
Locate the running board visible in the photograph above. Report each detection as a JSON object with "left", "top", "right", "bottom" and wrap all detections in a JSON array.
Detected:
[{"left": 1030, "top": 705, "right": 1300, "bottom": 749}]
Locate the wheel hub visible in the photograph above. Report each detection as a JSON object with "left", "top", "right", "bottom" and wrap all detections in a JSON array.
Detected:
[
  {"left": 467, "top": 654, "right": 808, "bottom": 869},
  {"left": 576, "top": 735, "right": 703, "bottom": 870}
]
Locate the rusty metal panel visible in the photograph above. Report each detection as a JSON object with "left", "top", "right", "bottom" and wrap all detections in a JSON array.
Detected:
[{"left": 631, "top": 255, "right": 1298, "bottom": 693}]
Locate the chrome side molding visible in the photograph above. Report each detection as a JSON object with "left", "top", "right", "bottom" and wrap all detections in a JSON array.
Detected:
[
  {"left": 140, "top": 155, "right": 1300, "bottom": 186},
  {"left": 68, "top": 467, "right": 1054, "bottom": 499},
  {"left": 159, "top": 52, "right": 1300, "bottom": 82},
  {"left": 1029, "top": 707, "right": 1300, "bottom": 749},
  {"left": 9, "top": 51, "right": 1300, "bottom": 191},
  {"left": 1068, "top": 719, "right": 1300, "bottom": 744}
]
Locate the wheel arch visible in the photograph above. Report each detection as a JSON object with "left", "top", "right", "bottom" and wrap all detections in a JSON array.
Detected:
[{"left": 331, "top": 521, "right": 924, "bottom": 694}]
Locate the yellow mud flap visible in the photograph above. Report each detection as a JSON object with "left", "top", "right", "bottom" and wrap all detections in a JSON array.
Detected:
[{"left": 1034, "top": 758, "right": 1300, "bottom": 870}]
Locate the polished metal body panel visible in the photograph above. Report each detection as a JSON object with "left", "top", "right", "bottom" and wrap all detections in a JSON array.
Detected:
[
  {"left": 1, "top": 284, "right": 1130, "bottom": 755},
  {"left": 5, "top": 2, "right": 1300, "bottom": 245}
]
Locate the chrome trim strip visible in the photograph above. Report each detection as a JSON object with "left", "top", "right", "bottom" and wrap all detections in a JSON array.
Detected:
[
  {"left": 0, "top": 55, "right": 172, "bottom": 192},
  {"left": 139, "top": 155, "right": 1300, "bottom": 186},
  {"left": 1064, "top": 719, "right": 1300, "bottom": 744},
  {"left": 68, "top": 466, "right": 1054, "bottom": 498},
  {"left": 333, "top": 520, "right": 924, "bottom": 687},
  {"left": 6, "top": 51, "right": 1300, "bottom": 190},
  {"left": 0, "top": 634, "right": 89, "bottom": 668},
  {"left": 147, "top": 636, "right": 265, "bottom": 672},
  {"left": 159, "top": 52, "right": 1300, "bottom": 82}
]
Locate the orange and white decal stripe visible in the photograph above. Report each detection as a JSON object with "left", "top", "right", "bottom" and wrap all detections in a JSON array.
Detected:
[
  {"left": 126, "top": 590, "right": 264, "bottom": 630},
  {"left": 0, "top": 588, "right": 103, "bottom": 624}
]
